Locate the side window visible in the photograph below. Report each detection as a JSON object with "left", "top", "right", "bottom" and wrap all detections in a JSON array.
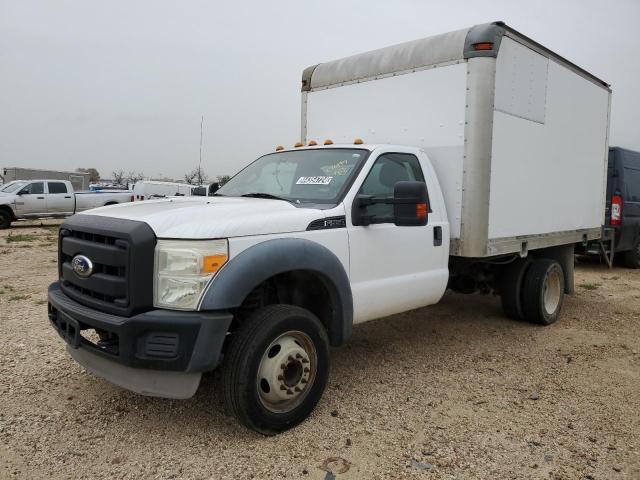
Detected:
[
  {"left": 625, "top": 168, "right": 640, "bottom": 202},
  {"left": 48, "top": 182, "right": 68, "bottom": 194},
  {"left": 21, "top": 182, "right": 44, "bottom": 195},
  {"left": 358, "top": 153, "right": 426, "bottom": 218}
]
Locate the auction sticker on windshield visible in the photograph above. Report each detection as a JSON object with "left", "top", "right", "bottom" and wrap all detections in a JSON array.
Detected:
[{"left": 296, "top": 176, "right": 333, "bottom": 185}]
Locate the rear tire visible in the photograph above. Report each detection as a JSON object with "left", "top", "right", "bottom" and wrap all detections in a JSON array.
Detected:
[
  {"left": 623, "top": 239, "right": 640, "bottom": 269},
  {"left": 222, "top": 304, "right": 330, "bottom": 435},
  {"left": 500, "top": 258, "right": 531, "bottom": 320},
  {"left": 522, "top": 259, "right": 565, "bottom": 325},
  {"left": 0, "top": 210, "right": 12, "bottom": 229}
]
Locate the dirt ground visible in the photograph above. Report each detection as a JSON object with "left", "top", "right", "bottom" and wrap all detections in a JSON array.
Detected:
[{"left": 1, "top": 219, "right": 639, "bottom": 479}]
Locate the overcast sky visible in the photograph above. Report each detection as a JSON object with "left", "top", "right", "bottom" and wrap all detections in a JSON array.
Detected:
[{"left": 1, "top": 0, "right": 638, "bottom": 181}]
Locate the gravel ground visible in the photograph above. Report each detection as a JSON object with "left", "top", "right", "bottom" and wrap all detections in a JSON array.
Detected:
[{"left": 1, "top": 219, "right": 639, "bottom": 479}]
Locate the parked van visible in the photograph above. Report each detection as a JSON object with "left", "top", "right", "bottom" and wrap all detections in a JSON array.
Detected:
[{"left": 606, "top": 147, "right": 640, "bottom": 267}]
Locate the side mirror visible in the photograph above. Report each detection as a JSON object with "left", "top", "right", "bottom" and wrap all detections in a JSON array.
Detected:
[
  {"left": 393, "top": 181, "right": 428, "bottom": 226},
  {"left": 351, "top": 180, "right": 428, "bottom": 227},
  {"left": 16, "top": 190, "right": 26, "bottom": 195}
]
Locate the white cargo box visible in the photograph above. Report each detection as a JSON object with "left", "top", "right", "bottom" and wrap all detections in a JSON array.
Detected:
[{"left": 301, "top": 22, "right": 611, "bottom": 258}]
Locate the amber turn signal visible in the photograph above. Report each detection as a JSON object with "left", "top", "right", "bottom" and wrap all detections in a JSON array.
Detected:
[
  {"left": 416, "top": 203, "right": 428, "bottom": 219},
  {"left": 202, "top": 254, "right": 228, "bottom": 274}
]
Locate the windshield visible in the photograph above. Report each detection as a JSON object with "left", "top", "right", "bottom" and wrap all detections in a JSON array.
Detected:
[
  {"left": 217, "top": 149, "right": 368, "bottom": 204},
  {"left": 1, "top": 181, "right": 27, "bottom": 193}
]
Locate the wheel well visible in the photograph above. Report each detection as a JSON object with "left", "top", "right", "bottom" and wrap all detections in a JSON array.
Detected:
[
  {"left": 231, "top": 270, "right": 335, "bottom": 342},
  {"left": 0, "top": 205, "right": 16, "bottom": 221}
]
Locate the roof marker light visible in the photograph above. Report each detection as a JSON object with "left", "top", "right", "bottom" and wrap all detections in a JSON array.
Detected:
[
  {"left": 473, "top": 42, "right": 494, "bottom": 51},
  {"left": 353, "top": 138, "right": 363, "bottom": 145},
  {"left": 324, "top": 139, "right": 333, "bottom": 145},
  {"left": 275, "top": 145, "right": 284, "bottom": 151},
  {"left": 308, "top": 140, "right": 318, "bottom": 146},
  {"left": 294, "top": 142, "right": 304, "bottom": 148}
]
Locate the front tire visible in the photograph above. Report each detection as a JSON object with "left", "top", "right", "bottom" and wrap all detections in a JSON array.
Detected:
[
  {"left": 0, "top": 210, "right": 12, "bottom": 229},
  {"left": 521, "top": 259, "right": 565, "bottom": 325},
  {"left": 222, "top": 304, "right": 330, "bottom": 435}
]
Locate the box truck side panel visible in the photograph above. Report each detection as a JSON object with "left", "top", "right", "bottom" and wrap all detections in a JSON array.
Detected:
[
  {"left": 305, "top": 63, "right": 467, "bottom": 238},
  {"left": 488, "top": 38, "right": 610, "bottom": 246}
]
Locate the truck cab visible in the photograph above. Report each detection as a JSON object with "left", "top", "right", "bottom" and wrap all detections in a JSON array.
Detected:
[{"left": 47, "top": 143, "right": 450, "bottom": 434}]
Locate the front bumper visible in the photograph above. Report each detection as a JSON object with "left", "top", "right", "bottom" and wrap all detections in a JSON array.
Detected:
[{"left": 48, "top": 282, "right": 233, "bottom": 398}]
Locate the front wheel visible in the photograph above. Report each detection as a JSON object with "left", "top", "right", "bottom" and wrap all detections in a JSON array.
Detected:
[
  {"left": 0, "top": 210, "right": 12, "bottom": 229},
  {"left": 222, "top": 304, "right": 330, "bottom": 435}
]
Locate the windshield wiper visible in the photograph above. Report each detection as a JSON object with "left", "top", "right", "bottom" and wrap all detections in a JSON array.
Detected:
[{"left": 240, "top": 192, "right": 295, "bottom": 203}]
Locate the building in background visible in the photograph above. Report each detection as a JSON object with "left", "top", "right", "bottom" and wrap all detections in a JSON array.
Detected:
[{"left": 1, "top": 167, "right": 92, "bottom": 191}]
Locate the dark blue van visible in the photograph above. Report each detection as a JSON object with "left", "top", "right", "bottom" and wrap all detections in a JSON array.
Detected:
[{"left": 607, "top": 147, "right": 640, "bottom": 267}]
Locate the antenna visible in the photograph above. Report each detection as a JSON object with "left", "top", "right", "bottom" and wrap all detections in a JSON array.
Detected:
[{"left": 199, "top": 115, "right": 204, "bottom": 169}]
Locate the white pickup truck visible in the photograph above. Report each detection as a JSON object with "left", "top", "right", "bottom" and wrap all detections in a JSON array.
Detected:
[
  {"left": 0, "top": 179, "right": 132, "bottom": 228},
  {"left": 47, "top": 22, "right": 611, "bottom": 434}
]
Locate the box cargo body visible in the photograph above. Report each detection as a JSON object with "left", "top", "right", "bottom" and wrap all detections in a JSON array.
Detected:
[{"left": 301, "top": 21, "right": 611, "bottom": 258}]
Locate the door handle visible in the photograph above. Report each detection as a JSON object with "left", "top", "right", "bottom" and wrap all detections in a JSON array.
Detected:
[
  {"left": 433, "top": 226, "right": 443, "bottom": 246},
  {"left": 37, "top": 197, "right": 45, "bottom": 199},
  {"left": 64, "top": 196, "right": 72, "bottom": 198}
]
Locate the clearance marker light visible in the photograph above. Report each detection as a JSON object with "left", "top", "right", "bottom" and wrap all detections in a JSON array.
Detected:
[
  {"left": 294, "top": 142, "right": 304, "bottom": 148},
  {"left": 308, "top": 140, "right": 318, "bottom": 146},
  {"left": 275, "top": 145, "right": 284, "bottom": 151},
  {"left": 324, "top": 139, "right": 333, "bottom": 145},
  {"left": 353, "top": 138, "right": 364, "bottom": 145},
  {"left": 473, "top": 42, "right": 493, "bottom": 51}
]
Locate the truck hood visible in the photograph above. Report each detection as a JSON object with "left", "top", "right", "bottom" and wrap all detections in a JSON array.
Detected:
[{"left": 81, "top": 196, "right": 329, "bottom": 238}]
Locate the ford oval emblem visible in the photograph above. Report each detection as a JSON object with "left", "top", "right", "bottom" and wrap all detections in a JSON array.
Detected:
[{"left": 72, "top": 255, "right": 94, "bottom": 278}]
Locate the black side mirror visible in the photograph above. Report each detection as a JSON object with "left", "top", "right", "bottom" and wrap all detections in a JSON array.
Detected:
[
  {"left": 351, "top": 180, "right": 428, "bottom": 227},
  {"left": 17, "top": 190, "right": 26, "bottom": 195},
  {"left": 393, "top": 181, "right": 428, "bottom": 226}
]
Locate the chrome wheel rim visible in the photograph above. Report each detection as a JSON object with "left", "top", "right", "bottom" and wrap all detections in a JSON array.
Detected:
[
  {"left": 543, "top": 268, "right": 562, "bottom": 315},
  {"left": 257, "top": 331, "right": 317, "bottom": 413}
]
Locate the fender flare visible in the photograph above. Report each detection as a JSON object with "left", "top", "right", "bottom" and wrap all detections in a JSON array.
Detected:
[{"left": 199, "top": 237, "right": 353, "bottom": 346}]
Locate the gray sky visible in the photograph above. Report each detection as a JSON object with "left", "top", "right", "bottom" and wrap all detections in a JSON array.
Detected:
[{"left": 1, "top": 0, "right": 639, "bottom": 180}]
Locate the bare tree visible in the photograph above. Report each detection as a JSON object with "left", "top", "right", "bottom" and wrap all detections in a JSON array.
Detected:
[
  {"left": 126, "top": 171, "right": 145, "bottom": 185},
  {"left": 216, "top": 175, "right": 231, "bottom": 187},
  {"left": 111, "top": 169, "right": 125, "bottom": 185},
  {"left": 184, "top": 166, "right": 208, "bottom": 185}
]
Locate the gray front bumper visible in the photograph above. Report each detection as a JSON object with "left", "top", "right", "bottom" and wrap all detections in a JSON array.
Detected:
[{"left": 68, "top": 346, "right": 202, "bottom": 399}]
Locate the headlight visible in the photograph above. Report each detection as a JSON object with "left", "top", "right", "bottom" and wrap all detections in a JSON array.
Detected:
[{"left": 154, "top": 239, "right": 228, "bottom": 310}]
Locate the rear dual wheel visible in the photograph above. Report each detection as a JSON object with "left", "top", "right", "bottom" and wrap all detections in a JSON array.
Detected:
[
  {"left": 222, "top": 304, "right": 330, "bottom": 435},
  {"left": 501, "top": 258, "right": 565, "bottom": 325}
]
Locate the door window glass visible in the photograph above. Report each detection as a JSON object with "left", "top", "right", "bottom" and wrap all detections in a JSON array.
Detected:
[
  {"left": 358, "top": 153, "right": 426, "bottom": 218},
  {"left": 20, "top": 182, "right": 44, "bottom": 194},
  {"left": 48, "top": 182, "right": 68, "bottom": 194}
]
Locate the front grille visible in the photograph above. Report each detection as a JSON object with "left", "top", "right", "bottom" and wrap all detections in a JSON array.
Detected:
[{"left": 58, "top": 215, "right": 156, "bottom": 317}]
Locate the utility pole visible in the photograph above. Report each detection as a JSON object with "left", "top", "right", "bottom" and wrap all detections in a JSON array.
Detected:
[{"left": 198, "top": 115, "right": 204, "bottom": 185}]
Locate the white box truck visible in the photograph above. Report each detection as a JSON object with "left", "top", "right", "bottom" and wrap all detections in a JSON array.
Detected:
[{"left": 47, "top": 22, "right": 610, "bottom": 434}]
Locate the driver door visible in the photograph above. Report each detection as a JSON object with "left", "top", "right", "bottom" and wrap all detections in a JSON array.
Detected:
[
  {"left": 346, "top": 151, "right": 449, "bottom": 323},
  {"left": 15, "top": 182, "right": 47, "bottom": 215}
]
